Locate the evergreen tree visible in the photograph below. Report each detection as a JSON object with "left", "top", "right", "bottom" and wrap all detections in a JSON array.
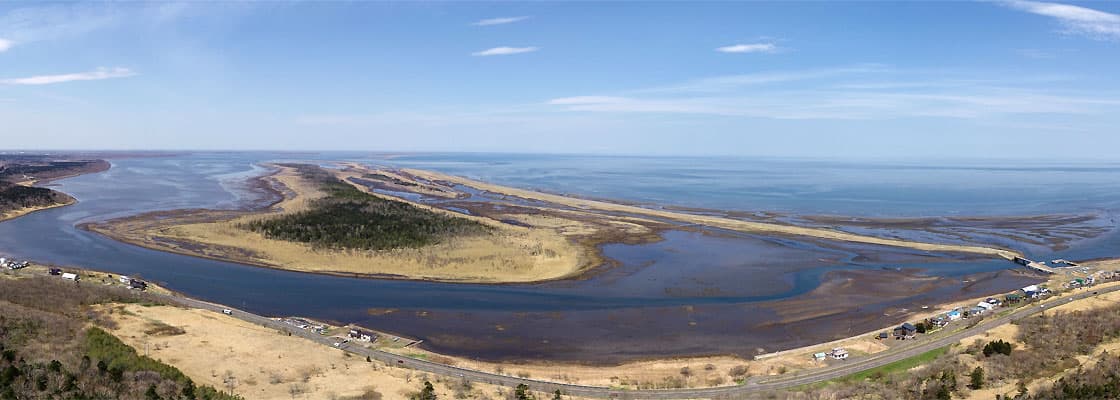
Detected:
[
  {"left": 411, "top": 381, "right": 437, "bottom": 400},
  {"left": 514, "top": 384, "right": 534, "bottom": 400},
  {"left": 969, "top": 366, "right": 984, "bottom": 390}
]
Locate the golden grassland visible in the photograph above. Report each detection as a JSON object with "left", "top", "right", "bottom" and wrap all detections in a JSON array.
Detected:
[
  {"left": 403, "top": 168, "right": 1021, "bottom": 260},
  {"left": 97, "top": 303, "right": 579, "bottom": 400},
  {"left": 89, "top": 165, "right": 595, "bottom": 283}
]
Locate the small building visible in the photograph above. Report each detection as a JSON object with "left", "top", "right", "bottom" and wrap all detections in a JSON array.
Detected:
[
  {"left": 129, "top": 280, "right": 148, "bottom": 291},
  {"left": 830, "top": 348, "right": 849, "bottom": 360},
  {"left": 947, "top": 310, "right": 962, "bottom": 321},
  {"left": 894, "top": 322, "right": 917, "bottom": 339},
  {"left": 348, "top": 329, "right": 374, "bottom": 342},
  {"left": 813, "top": 352, "right": 827, "bottom": 361},
  {"left": 1022, "top": 284, "right": 1040, "bottom": 293},
  {"left": 977, "top": 301, "right": 996, "bottom": 311},
  {"left": 969, "top": 306, "right": 986, "bottom": 316},
  {"left": 48, "top": 268, "right": 62, "bottom": 276},
  {"left": 61, "top": 272, "right": 79, "bottom": 281},
  {"left": 986, "top": 297, "right": 1001, "bottom": 305},
  {"left": 1005, "top": 293, "right": 1022, "bottom": 303},
  {"left": 1025, "top": 290, "right": 1039, "bottom": 299},
  {"left": 877, "top": 332, "right": 889, "bottom": 340},
  {"left": 119, "top": 275, "right": 131, "bottom": 284}
]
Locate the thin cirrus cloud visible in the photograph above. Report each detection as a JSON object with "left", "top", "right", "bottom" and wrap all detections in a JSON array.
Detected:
[
  {"left": 715, "top": 43, "right": 778, "bottom": 54},
  {"left": 0, "top": 38, "right": 12, "bottom": 52},
  {"left": 471, "top": 46, "right": 539, "bottom": 56},
  {"left": 472, "top": 16, "right": 530, "bottom": 26},
  {"left": 1000, "top": 0, "right": 1120, "bottom": 40},
  {"left": 0, "top": 67, "right": 136, "bottom": 85},
  {"left": 546, "top": 66, "right": 1120, "bottom": 120}
]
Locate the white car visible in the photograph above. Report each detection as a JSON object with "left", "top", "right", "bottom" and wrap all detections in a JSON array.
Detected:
[{"left": 222, "top": 309, "right": 233, "bottom": 315}]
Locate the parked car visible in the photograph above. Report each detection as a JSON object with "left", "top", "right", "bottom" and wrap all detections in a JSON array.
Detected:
[{"left": 222, "top": 309, "right": 233, "bottom": 315}]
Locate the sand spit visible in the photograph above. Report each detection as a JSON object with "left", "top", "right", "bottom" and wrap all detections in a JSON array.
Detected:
[
  {"left": 403, "top": 168, "right": 1021, "bottom": 260},
  {"left": 85, "top": 164, "right": 597, "bottom": 284}
]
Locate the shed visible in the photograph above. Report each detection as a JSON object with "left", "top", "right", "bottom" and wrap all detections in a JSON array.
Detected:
[
  {"left": 813, "top": 352, "right": 827, "bottom": 361},
  {"left": 977, "top": 301, "right": 995, "bottom": 311},
  {"left": 61, "top": 272, "right": 79, "bottom": 281}
]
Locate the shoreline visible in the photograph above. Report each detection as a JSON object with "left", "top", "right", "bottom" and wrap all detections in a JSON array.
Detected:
[
  {"left": 82, "top": 164, "right": 608, "bottom": 284},
  {"left": 0, "top": 197, "right": 76, "bottom": 223},
  {"left": 10, "top": 260, "right": 1102, "bottom": 392},
  {"left": 81, "top": 163, "right": 1035, "bottom": 285},
  {"left": 403, "top": 168, "right": 1023, "bottom": 259}
]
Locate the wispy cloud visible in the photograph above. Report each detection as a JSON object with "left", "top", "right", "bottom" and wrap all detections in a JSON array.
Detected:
[
  {"left": 472, "top": 16, "right": 530, "bottom": 26},
  {"left": 0, "top": 38, "right": 12, "bottom": 52},
  {"left": 1, "top": 67, "right": 136, "bottom": 85},
  {"left": 715, "top": 43, "right": 778, "bottom": 54},
  {"left": 1000, "top": 0, "right": 1120, "bottom": 40},
  {"left": 472, "top": 46, "right": 539, "bottom": 56},
  {"left": 547, "top": 67, "right": 1120, "bottom": 120}
]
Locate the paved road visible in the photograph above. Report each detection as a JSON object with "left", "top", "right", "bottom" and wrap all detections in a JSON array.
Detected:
[{"left": 155, "top": 285, "right": 1117, "bottom": 399}]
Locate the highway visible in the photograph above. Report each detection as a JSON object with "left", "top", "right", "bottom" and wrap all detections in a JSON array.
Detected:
[{"left": 155, "top": 284, "right": 1117, "bottom": 399}]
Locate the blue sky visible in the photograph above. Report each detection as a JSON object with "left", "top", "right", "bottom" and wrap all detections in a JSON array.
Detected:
[{"left": 1, "top": 1, "right": 1119, "bottom": 158}]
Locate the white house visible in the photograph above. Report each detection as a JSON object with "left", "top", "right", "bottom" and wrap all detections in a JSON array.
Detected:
[
  {"left": 977, "top": 301, "right": 996, "bottom": 311},
  {"left": 1022, "top": 284, "right": 1040, "bottom": 293},
  {"left": 61, "top": 273, "right": 79, "bottom": 281},
  {"left": 119, "top": 275, "right": 131, "bottom": 284},
  {"left": 831, "top": 348, "right": 849, "bottom": 360}
]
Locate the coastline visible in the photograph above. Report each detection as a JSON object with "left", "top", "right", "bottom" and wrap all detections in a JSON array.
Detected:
[
  {"left": 0, "top": 196, "right": 76, "bottom": 223},
  {"left": 403, "top": 168, "right": 1022, "bottom": 259},
  {"left": 81, "top": 163, "right": 1034, "bottom": 285},
  {"left": 82, "top": 164, "right": 606, "bottom": 284},
  {"left": 9, "top": 260, "right": 1103, "bottom": 393}
]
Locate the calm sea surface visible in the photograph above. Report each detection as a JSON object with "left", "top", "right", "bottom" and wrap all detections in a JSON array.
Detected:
[{"left": 0, "top": 152, "right": 1116, "bottom": 361}]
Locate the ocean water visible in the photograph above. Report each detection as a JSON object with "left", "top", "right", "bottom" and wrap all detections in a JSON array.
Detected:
[{"left": 369, "top": 153, "right": 1120, "bottom": 217}]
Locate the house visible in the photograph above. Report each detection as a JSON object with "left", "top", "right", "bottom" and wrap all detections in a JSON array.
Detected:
[
  {"left": 119, "top": 275, "right": 131, "bottom": 284},
  {"left": 348, "top": 329, "right": 374, "bottom": 342},
  {"left": 61, "top": 272, "right": 79, "bottom": 281},
  {"left": 1025, "top": 290, "right": 1039, "bottom": 299},
  {"left": 1022, "top": 284, "right": 1040, "bottom": 293},
  {"left": 929, "top": 316, "right": 948, "bottom": 327},
  {"left": 129, "top": 280, "right": 148, "bottom": 291},
  {"left": 947, "top": 310, "right": 962, "bottom": 321},
  {"left": 830, "top": 348, "right": 849, "bottom": 360},
  {"left": 877, "top": 332, "right": 889, "bottom": 340},
  {"left": 986, "top": 297, "right": 1001, "bottom": 306},
  {"left": 894, "top": 322, "right": 918, "bottom": 339},
  {"left": 813, "top": 352, "right": 828, "bottom": 361},
  {"left": 1005, "top": 293, "right": 1022, "bottom": 303},
  {"left": 969, "top": 306, "right": 986, "bottom": 316},
  {"left": 977, "top": 301, "right": 996, "bottom": 311},
  {"left": 48, "top": 268, "right": 61, "bottom": 276}
]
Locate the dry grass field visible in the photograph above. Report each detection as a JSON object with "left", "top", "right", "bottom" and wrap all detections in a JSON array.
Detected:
[{"left": 99, "top": 303, "right": 585, "bottom": 400}]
